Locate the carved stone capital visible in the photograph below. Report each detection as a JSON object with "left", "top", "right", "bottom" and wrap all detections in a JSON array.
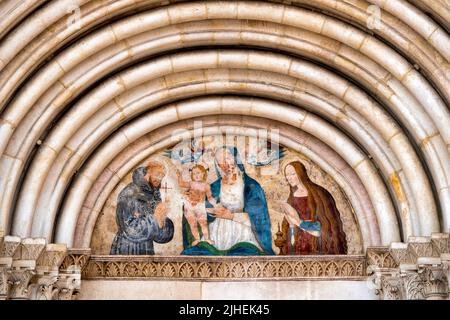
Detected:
[
  {"left": 408, "top": 236, "right": 440, "bottom": 258},
  {"left": 26, "top": 244, "right": 68, "bottom": 300},
  {"left": 55, "top": 273, "right": 81, "bottom": 300},
  {"left": 36, "top": 244, "right": 67, "bottom": 274},
  {"left": 1, "top": 235, "right": 21, "bottom": 300},
  {"left": 13, "top": 238, "right": 46, "bottom": 263},
  {"left": 366, "top": 247, "right": 398, "bottom": 269},
  {"left": 390, "top": 243, "right": 416, "bottom": 266},
  {"left": 29, "top": 274, "right": 60, "bottom": 300},
  {"left": 7, "top": 268, "right": 35, "bottom": 300},
  {"left": 367, "top": 265, "right": 402, "bottom": 300},
  {"left": 60, "top": 249, "right": 91, "bottom": 273},
  {"left": 1, "top": 235, "right": 21, "bottom": 261},
  {"left": 431, "top": 233, "right": 450, "bottom": 255},
  {"left": 418, "top": 265, "right": 449, "bottom": 300},
  {"left": 0, "top": 266, "right": 11, "bottom": 300},
  {"left": 56, "top": 249, "right": 90, "bottom": 300},
  {"left": 399, "top": 266, "right": 425, "bottom": 300}
]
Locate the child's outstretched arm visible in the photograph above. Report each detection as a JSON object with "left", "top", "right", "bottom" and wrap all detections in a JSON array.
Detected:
[{"left": 176, "top": 170, "right": 191, "bottom": 189}]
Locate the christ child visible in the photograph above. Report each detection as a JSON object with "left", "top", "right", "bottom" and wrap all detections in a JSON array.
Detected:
[{"left": 177, "top": 164, "right": 218, "bottom": 246}]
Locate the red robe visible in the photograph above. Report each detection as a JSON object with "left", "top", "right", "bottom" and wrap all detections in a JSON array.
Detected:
[{"left": 281, "top": 196, "right": 319, "bottom": 255}]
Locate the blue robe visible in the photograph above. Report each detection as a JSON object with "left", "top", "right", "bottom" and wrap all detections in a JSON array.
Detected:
[{"left": 182, "top": 147, "right": 275, "bottom": 256}]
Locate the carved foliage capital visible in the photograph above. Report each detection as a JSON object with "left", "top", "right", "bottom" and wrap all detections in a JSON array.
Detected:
[
  {"left": 366, "top": 247, "right": 398, "bottom": 269},
  {"left": 7, "top": 268, "right": 36, "bottom": 299},
  {"left": 60, "top": 249, "right": 91, "bottom": 273},
  {"left": 419, "top": 266, "right": 449, "bottom": 299},
  {"left": 36, "top": 244, "right": 67, "bottom": 274},
  {"left": 13, "top": 238, "right": 46, "bottom": 261},
  {"left": 55, "top": 274, "right": 81, "bottom": 300}
]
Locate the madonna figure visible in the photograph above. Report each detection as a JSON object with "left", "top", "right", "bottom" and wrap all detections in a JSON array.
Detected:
[
  {"left": 280, "top": 161, "right": 347, "bottom": 255},
  {"left": 181, "top": 146, "right": 274, "bottom": 256}
]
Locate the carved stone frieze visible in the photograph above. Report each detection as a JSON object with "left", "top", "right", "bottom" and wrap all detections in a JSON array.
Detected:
[{"left": 82, "top": 255, "right": 366, "bottom": 280}]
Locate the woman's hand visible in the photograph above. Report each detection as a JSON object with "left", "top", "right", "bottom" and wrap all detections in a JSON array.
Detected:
[
  {"left": 211, "top": 206, "right": 234, "bottom": 220},
  {"left": 282, "top": 203, "right": 301, "bottom": 227}
]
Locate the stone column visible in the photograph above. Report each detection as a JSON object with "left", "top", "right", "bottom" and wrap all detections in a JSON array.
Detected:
[
  {"left": 55, "top": 249, "right": 91, "bottom": 300},
  {"left": 8, "top": 238, "right": 46, "bottom": 300}
]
